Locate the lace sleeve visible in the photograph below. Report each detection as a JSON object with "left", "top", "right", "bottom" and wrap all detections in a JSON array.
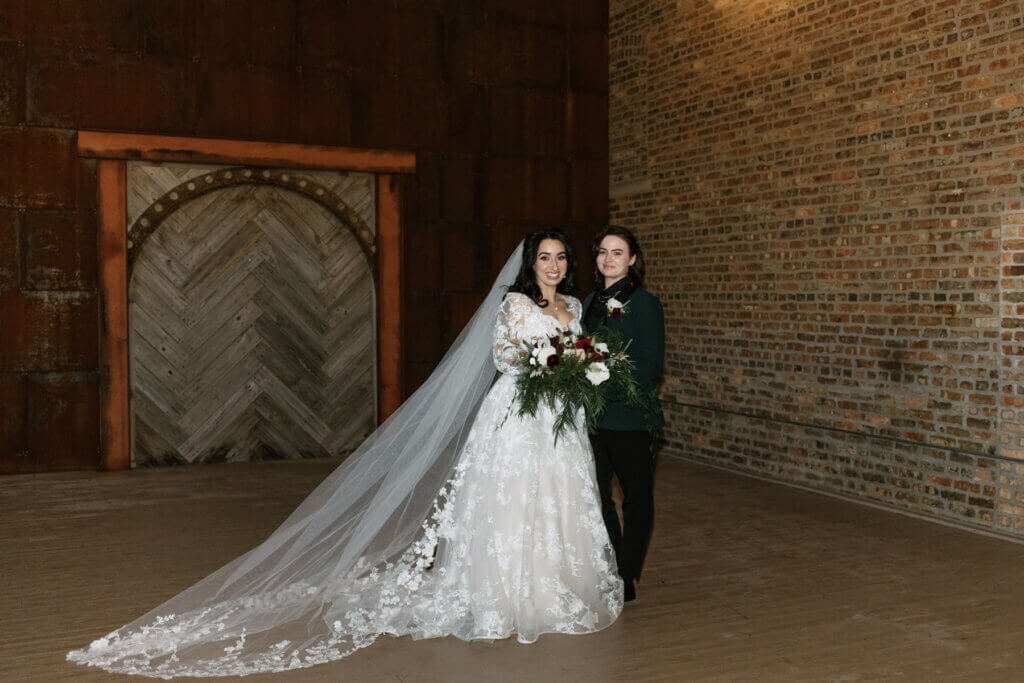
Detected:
[
  {"left": 493, "top": 293, "right": 533, "bottom": 375},
  {"left": 566, "top": 296, "right": 583, "bottom": 336}
]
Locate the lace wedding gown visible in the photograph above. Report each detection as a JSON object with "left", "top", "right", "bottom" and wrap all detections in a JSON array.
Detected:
[{"left": 68, "top": 291, "right": 622, "bottom": 678}]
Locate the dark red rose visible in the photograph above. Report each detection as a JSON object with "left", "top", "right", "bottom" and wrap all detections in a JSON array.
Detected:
[
  {"left": 575, "top": 337, "right": 593, "bottom": 351},
  {"left": 546, "top": 353, "right": 561, "bottom": 368},
  {"left": 590, "top": 352, "right": 604, "bottom": 362},
  {"left": 610, "top": 308, "right": 623, "bottom": 318}
]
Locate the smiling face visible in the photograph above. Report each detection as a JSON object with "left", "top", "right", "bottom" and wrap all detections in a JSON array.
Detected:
[
  {"left": 532, "top": 238, "right": 569, "bottom": 289},
  {"left": 596, "top": 234, "right": 636, "bottom": 286}
]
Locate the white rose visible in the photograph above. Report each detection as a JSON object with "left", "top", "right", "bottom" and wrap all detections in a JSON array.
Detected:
[
  {"left": 534, "top": 346, "right": 557, "bottom": 368},
  {"left": 593, "top": 342, "right": 609, "bottom": 354},
  {"left": 606, "top": 297, "right": 627, "bottom": 317},
  {"left": 585, "top": 361, "right": 610, "bottom": 385}
]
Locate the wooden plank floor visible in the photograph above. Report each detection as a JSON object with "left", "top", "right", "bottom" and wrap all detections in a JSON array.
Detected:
[{"left": 3, "top": 456, "right": 1024, "bottom": 682}]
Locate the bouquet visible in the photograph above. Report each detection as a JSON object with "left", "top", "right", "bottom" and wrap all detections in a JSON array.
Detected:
[{"left": 510, "top": 327, "right": 643, "bottom": 442}]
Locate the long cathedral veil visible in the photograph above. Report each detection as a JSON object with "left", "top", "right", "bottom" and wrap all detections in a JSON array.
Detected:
[{"left": 69, "top": 242, "right": 525, "bottom": 677}]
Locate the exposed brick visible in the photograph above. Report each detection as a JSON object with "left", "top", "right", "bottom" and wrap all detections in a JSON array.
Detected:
[
  {"left": 0, "top": 127, "right": 76, "bottom": 209},
  {"left": 611, "top": 0, "right": 1024, "bottom": 539},
  {"left": 23, "top": 209, "right": 97, "bottom": 291},
  {"left": 0, "top": 292, "right": 97, "bottom": 372},
  {"left": 0, "top": 210, "right": 18, "bottom": 293},
  {"left": 24, "top": 374, "right": 98, "bottom": 471}
]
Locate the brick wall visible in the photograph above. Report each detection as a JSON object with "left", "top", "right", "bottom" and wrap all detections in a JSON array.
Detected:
[
  {"left": 0, "top": 0, "right": 609, "bottom": 472},
  {"left": 610, "top": 0, "right": 1024, "bottom": 537}
]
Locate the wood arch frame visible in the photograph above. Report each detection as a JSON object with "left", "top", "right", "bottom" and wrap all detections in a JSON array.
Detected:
[
  {"left": 126, "top": 167, "right": 379, "bottom": 276},
  {"left": 77, "top": 131, "right": 415, "bottom": 471}
]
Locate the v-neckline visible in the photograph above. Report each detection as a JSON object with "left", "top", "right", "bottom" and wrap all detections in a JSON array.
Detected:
[{"left": 535, "top": 296, "right": 574, "bottom": 329}]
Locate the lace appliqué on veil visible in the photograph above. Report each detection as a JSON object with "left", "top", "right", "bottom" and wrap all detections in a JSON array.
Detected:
[{"left": 68, "top": 293, "right": 621, "bottom": 679}]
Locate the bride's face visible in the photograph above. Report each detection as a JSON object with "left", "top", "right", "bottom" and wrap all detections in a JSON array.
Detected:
[{"left": 533, "top": 239, "right": 568, "bottom": 288}]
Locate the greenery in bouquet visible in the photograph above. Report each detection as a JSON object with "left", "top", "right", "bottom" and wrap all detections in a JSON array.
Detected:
[{"left": 512, "top": 328, "right": 644, "bottom": 442}]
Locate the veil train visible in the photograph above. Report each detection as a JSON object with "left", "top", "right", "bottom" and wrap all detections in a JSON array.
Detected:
[{"left": 68, "top": 243, "right": 525, "bottom": 678}]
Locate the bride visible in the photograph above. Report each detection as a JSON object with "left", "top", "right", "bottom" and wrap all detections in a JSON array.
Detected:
[{"left": 68, "top": 229, "right": 623, "bottom": 678}]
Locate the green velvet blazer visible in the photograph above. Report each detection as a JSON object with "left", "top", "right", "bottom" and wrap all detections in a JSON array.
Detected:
[{"left": 582, "top": 279, "right": 665, "bottom": 432}]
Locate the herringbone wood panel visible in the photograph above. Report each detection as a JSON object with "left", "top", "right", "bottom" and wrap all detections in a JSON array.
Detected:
[{"left": 129, "top": 183, "right": 375, "bottom": 465}]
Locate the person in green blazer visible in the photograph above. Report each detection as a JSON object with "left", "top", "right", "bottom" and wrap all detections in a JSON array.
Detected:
[{"left": 582, "top": 226, "right": 664, "bottom": 603}]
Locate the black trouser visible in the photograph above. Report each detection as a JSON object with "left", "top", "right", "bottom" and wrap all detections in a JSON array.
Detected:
[{"left": 589, "top": 428, "right": 654, "bottom": 582}]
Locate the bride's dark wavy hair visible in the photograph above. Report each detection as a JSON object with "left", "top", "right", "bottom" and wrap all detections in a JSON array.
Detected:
[{"left": 507, "top": 229, "right": 576, "bottom": 308}]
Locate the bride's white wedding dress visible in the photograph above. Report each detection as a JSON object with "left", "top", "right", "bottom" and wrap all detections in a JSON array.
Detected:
[
  {"left": 346, "top": 294, "right": 622, "bottom": 642},
  {"left": 68, "top": 276, "right": 622, "bottom": 678}
]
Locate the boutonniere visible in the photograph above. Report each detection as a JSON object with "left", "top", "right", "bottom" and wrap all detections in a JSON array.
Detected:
[{"left": 606, "top": 297, "right": 628, "bottom": 318}]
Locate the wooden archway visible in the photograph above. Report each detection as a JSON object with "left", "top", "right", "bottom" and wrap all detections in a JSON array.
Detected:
[{"left": 77, "top": 131, "right": 415, "bottom": 471}]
